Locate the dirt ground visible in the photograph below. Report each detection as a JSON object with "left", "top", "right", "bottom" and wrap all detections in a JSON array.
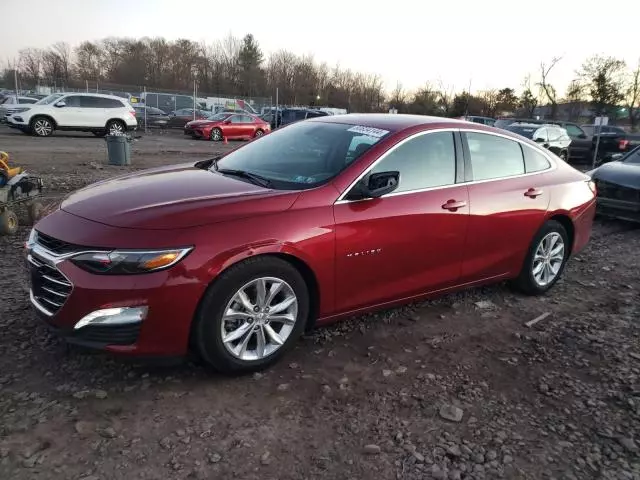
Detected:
[{"left": 0, "top": 126, "right": 639, "bottom": 480}]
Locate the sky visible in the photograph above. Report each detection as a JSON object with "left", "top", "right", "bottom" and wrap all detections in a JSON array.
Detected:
[{"left": 2, "top": 0, "right": 639, "bottom": 95}]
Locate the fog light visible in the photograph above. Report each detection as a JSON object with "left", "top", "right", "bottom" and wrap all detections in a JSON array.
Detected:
[{"left": 74, "top": 307, "right": 148, "bottom": 330}]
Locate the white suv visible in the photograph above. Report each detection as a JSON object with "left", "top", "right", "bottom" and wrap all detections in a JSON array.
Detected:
[{"left": 6, "top": 93, "right": 137, "bottom": 137}]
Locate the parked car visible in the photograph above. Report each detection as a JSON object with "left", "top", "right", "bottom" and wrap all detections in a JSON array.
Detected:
[
  {"left": 184, "top": 112, "right": 270, "bottom": 141},
  {"left": 0, "top": 96, "right": 39, "bottom": 122},
  {"left": 588, "top": 145, "right": 640, "bottom": 222},
  {"left": 26, "top": 114, "right": 596, "bottom": 373},
  {"left": 167, "top": 108, "right": 209, "bottom": 128},
  {"left": 495, "top": 118, "right": 591, "bottom": 163},
  {"left": 275, "top": 108, "right": 329, "bottom": 129},
  {"left": 581, "top": 124, "right": 640, "bottom": 160},
  {"left": 504, "top": 123, "right": 571, "bottom": 161},
  {"left": 133, "top": 106, "right": 170, "bottom": 129},
  {"left": 458, "top": 115, "right": 495, "bottom": 126},
  {"left": 6, "top": 93, "right": 137, "bottom": 137}
]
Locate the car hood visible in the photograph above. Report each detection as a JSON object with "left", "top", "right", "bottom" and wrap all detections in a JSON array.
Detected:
[
  {"left": 60, "top": 162, "right": 299, "bottom": 230},
  {"left": 591, "top": 162, "right": 640, "bottom": 190}
]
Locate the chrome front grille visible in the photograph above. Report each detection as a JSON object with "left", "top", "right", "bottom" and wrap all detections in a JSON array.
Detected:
[
  {"left": 28, "top": 252, "right": 73, "bottom": 316},
  {"left": 596, "top": 180, "right": 640, "bottom": 203}
]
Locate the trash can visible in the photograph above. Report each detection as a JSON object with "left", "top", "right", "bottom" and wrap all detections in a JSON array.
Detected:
[{"left": 105, "top": 133, "right": 132, "bottom": 166}]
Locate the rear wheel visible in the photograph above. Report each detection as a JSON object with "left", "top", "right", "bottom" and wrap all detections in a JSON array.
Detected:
[
  {"left": 0, "top": 210, "right": 19, "bottom": 236},
  {"left": 106, "top": 120, "right": 125, "bottom": 135},
  {"left": 254, "top": 129, "right": 264, "bottom": 138},
  {"left": 192, "top": 256, "right": 309, "bottom": 374},
  {"left": 513, "top": 220, "right": 569, "bottom": 295},
  {"left": 30, "top": 117, "right": 54, "bottom": 137}
]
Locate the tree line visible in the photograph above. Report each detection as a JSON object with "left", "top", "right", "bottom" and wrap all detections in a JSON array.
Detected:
[{"left": 2, "top": 34, "right": 639, "bottom": 126}]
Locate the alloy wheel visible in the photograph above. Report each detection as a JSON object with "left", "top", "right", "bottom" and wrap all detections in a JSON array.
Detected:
[
  {"left": 211, "top": 129, "right": 222, "bottom": 141},
  {"left": 34, "top": 119, "right": 53, "bottom": 136},
  {"left": 220, "top": 277, "right": 298, "bottom": 361},
  {"left": 254, "top": 130, "right": 264, "bottom": 138},
  {"left": 109, "top": 122, "right": 124, "bottom": 134},
  {"left": 532, "top": 232, "right": 565, "bottom": 287}
]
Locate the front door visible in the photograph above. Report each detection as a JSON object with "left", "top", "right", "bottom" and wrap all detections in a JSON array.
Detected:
[
  {"left": 334, "top": 130, "right": 469, "bottom": 313},
  {"left": 460, "top": 131, "right": 550, "bottom": 282},
  {"left": 564, "top": 124, "right": 591, "bottom": 163},
  {"left": 54, "top": 95, "right": 84, "bottom": 127}
]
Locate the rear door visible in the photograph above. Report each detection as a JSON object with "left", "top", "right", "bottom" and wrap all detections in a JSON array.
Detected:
[
  {"left": 79, "top": 96, "right": 108, "bottom": 127},
  {"left": 334, "top": 130, "right": 469, "bottom": 312},
  {"left": 460, "top": 131, "right": 551, "bottom": 282},
  {"left": 564, "top": 124, "right": 591, "bottom": 162}
]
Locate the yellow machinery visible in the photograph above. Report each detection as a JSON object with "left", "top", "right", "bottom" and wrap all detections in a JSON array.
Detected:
[{"left": 0, "top": 151, "right": 44, "bottom": 235}]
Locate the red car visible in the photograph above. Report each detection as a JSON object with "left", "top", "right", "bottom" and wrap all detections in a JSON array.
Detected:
[
  {"left": 184, "top": 112, "right": 270, "bottom": 141},
  {"left": 26, "top": 114, "right": 596, "bottom": 373}
]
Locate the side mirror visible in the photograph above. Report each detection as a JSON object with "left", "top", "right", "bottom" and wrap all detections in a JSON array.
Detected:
[
  {"left": 224, "top": 120, "right": 231, "bottom": 124},
  {"left": 54, "top": 101, "right": 66, "bottom": 108},
  {"left": 347, "top": 171, "right": 400, "bottom": 200},
  {"left": 578, "top": 133, "right": 586, "bottom": 139},
  {"left": 534, "top": 137, "right": 545, "bottom": 143}
]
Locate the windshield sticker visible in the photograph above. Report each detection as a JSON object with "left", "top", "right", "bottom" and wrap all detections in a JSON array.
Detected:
[{"left": 347, "top": 126, "right": 390, "bottom": 138}]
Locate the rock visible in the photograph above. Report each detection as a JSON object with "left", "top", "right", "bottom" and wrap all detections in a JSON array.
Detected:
[
  {"left": 446, "top": 445, "right": 462, "bottom": 457},
  {"left": 412, "top": 451, "right": 425, "bottom": 463},
  {"left": 175, "top": 429, "right": 186, "bottom": 437},
  {"left": 99, "top": 427, "right": 117, "bottom": 439},
  {"left": 362, "top": 444, "right": 381, "bottom": 455},
  {"left": 22, "top": 441, "right": 48, "bottom": 459},
  {"left": 94, "top": 390, "right": 108, "bottom": 399},
  {"left": 617, "top": 437, "right": 638, "bottom": 453},
  {"left": 159, "top": 437, "right": 172, "bottom": 450},
  {"left": 75, "top": 421, "right": 93, "bottom": 435},
  {"left": 253, "top": 372, "right": 263, "bottom": 380},
  {"left": 629, "top": 352, "right": 640, "bottom": 361},
  {"left": 276, "top": 383, "right": 289, "bottom": 391},
  {"left": 503, "top": 455, "right": 513, "bottom": 464},
  {"left": 22, "top": 456, "right": 37, "bottom": 468},
  {"left": 448, "top": 470, "right": 462, "bottom": 480},
  {"left": 338, "top": 377, "right": 349, "bottom": 385},
  {"left": 486, "top": 449, "right": 497, "bottom": 461},
  {"left": 396, "top": 366, "right": 407, "bottom": 374},
  {"left": 207, "top": 452, "right": 222, "bottom": 464},
  {"left": 473, "top": 453, "right": 485, "bottom": 464},
  {"left": 439, "top": 404, "right": 463, "bottom": 422},
  {"left": 289, "top": 362, "right": 299, "bottom": 369},
  {"left": 382, "top": 369, "right": 393, "bottom": 377},
  {"left": 430, "top": 464, "right": 447, "bottom": 479},
  {"left": 322, "top": 385, "right": 331, "bottom": 394},
  {"left": 260, "top": 451, "right": 271, "bottom": 465},
  {"left": 474, "top": 300, "right": 495, "bottom": 309},
  {"left": 538, "top": 382, "right": 549, "bottom": 394}
]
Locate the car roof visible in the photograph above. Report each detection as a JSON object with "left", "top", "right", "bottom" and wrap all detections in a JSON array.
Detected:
[
  {"left": 312, "top": 113, "right": 470, "bottom": 132},
  {"left": 60, "top": 92, "right": 128, "bottom": 100}
]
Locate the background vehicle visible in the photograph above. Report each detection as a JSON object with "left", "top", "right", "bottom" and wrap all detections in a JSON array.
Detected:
[
  {"left": 275, "top": 108, "right": 329, "bottom": 129},
  {"left": 133, "top": 105, "right": 170, "bottom": 129},
  {"left": 167, "top": 108, "right": 209, "bottom": 128},
  {"left": 504, "top": 123, "right": 571, "bottom": 161},
  {"left": 495, "top": 118, "right": 591, "bottom": 163},
  {"left": 0, "top": 96, "right": 39, "bottom": 122},
  {"left": 27, "top": 114, "right": 595, "bottom": 374},
  {"left": 458, "top": 115, "right": 495, "bottom": 126},
  {"left": 139, "top": 92, "right": 202, "bottom": 114},
  {"left": 588, "top": 145, "right": 640, "bottom": 222},
  {"left": 581, "top": 124, "right": 640, "bottom": 160},
  {"left": 184, "top": 112, "right": 270, "bottom": 140},
  {"left": 5, "top": 93, "right": 137, "bottom": 137}
]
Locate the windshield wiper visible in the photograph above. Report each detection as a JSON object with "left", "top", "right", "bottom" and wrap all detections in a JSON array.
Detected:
[
  {"left": 194, "top": 155, "right": 222, "bottom": 171},
  {"left": 217, "top": 168, "right": 272, "bottom": 188}
]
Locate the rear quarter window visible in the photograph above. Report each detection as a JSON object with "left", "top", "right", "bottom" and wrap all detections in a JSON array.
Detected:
[{"left": 523, "top": 145, "right": 552, "bottom": 172}]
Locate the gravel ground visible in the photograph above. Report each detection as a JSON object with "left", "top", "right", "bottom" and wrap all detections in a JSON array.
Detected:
[{"left": 0, "top": 126, "right": 639, "bottom": 480}]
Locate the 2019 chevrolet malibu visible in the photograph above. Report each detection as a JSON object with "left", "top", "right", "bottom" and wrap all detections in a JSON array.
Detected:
[{"left": 26, "top": 114, "right": 597, "bottom": 373}]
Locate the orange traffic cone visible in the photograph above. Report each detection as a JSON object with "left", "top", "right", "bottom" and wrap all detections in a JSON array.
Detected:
[{"left": 223, "top": 136, "right": 228, "bottom": 145}]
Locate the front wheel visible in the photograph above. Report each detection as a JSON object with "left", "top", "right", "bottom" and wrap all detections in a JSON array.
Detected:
[
  {"left": 513, "top": 220, "right": 570, "bottom": 295},
  {"left": 0, "top": 209, "right": 19, "bottom": 236},
  {"left": 31, "top": 117, "right": 54, "bottom": 137},
  {"left": 210, "top": 128, "right": 223, "bottom": 142},
  {"left": 254, "top": 129, "right": 264, "bottom": 138},
  {"left": 192, "top": 257, "right": 309, "bottom": 374}
]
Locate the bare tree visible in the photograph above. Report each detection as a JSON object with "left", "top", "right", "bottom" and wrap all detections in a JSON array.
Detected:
[
  {"left": 564, "top": 80, "right": 585, "bottom": 122},
  {"left": 625, "top": 60, "right": 640, "bottom": 129},
  {"left": 389, "top": 82, "right": 407, "bottom": 111},
  {"left": 579, "top": 55, "right": 626, "bottom": 117},
  {"left": 52, "top": 42, "right": 72, "bottom": 85},
  {"left": 519, "top": 75, "right": 538, "bottom": 117},
  {"left": 19, "top": 48, "right": 43, "bottom": 88},
  {"left": 538, "top": 57, "right": 561, "bottom": 119}
]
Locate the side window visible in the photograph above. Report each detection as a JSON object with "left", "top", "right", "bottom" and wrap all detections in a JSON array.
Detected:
[
  {"left": 466, "top": 132, "right": 525, "bottom": 181},
  {"left": 547, "top": 128, "right": 561, "bottom": 141},
  {"left": 63, "top": 96, "right": 82, "bottom": 107},
  {"left": 104, "top": 98, "right": 124, "bottom": 108},
  {"left": 80, "top": 96, "right": 102, "bottom": 108},
  {"left": 242, "top": 115, "right": 254, "bottom": 123},
  {"left": 229, "top": 115, "right": 243, "bottom": 124},
  {"left": 565, "top": 124, "right": 584, "bottom": 138},
  {"left": 21, "top": 98, "right": 37, "bottom": 104},
  {"left": 369, "top": 131, "right": 457, "bottom": 193},
  {"left": 523, "top": 145, "right": 552, "bottom": 172}
]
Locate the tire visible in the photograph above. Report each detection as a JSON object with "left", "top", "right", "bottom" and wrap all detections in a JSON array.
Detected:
[
  {"left": 254, "top": 129, "right": 264, "bottom": 138},
  {"left": 0, "top": 210, "right": 19, "bottom": 236},
  {"left": 30, "top": 117, "right": 54, "bottom": 137},
  {"left": 210, "top": 128, "right": 223, "bottom": 142},
  {"left": 106, "top": 120, "right": 126, "bottom": 135},
  {"left": 192, "top": 256, "right": 309, "bottom": 374},
  {"left": 513, "top": 220, "right": 570, "bottom": 295}
]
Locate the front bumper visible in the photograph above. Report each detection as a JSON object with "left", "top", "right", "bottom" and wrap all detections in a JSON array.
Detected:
[
  {"left": 26, "top": 235, "right": 205, "bottom": 357},
  {"left": 596, "top": 197, "right": 640, "bottom": 223}
]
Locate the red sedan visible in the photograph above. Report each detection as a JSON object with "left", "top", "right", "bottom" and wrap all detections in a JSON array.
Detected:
[
  {"left": 26, "top": 114, "right": 596, "bottom": 373},
  {"left": 184, "top": 112, "right": 270, "bottom": 141}
]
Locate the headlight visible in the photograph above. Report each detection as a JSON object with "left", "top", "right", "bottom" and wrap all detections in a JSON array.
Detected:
[
  {"left": 70, "top": 248, "right": 192, "bottom": 275},
  {"left": 12, "top": 107, "right": 30, "bottom": 114}
]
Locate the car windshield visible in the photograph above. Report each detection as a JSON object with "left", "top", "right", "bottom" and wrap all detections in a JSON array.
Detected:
[
  {"left": 206, "top": 113, "right": 231, "bottom": 121},
  {"left": 213, "top": 121, "right": 390, "bottom": 190},
  {"left": 35, "top": 93, "right": 64, "bottom": 105},
  {"left": 623, "top": 146, "right": 640, "bottom": 164},
  {"left": 505, "top": 125, "right": 537, "bottom": 139}
]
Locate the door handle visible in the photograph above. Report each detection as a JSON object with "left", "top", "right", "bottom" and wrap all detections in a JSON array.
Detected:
[
  {"left": 441, "top": 199, "right": 467, "bottom": 212},
  {"left": 524, "top": 188, "right": 543, "bottom": 198}
]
